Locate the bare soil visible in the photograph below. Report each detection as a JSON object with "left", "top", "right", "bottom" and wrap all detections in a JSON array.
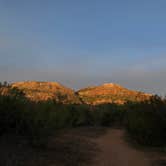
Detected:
[
  {"left": 0, "top": 128, "right": 165, "bottom": 166},
  {"left": 91, "top": 129, "right": 150, "bottom": 166}
]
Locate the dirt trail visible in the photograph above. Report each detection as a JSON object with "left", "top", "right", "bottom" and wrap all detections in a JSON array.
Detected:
[
  {"left": 91, "top": 129, "right": 151, "bottom": 166},
  {"left": 0, "top": 128, "right": 165, "bottom": 166}
]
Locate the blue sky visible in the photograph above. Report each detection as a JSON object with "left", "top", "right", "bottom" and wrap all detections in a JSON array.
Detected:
[{"left": 0, "top": 0, "right": 166, "bottom": 94}]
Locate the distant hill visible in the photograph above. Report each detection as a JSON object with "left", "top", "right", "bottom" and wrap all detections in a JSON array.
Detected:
[
  {"left": 11, "top": 81, "right": 81, "bottom": 104},
  {"left": 77, "top": 83, "right": 152, "bottom": 105},
  {"left": 0, "top": 81, "right": 152, "bottom": 105}
]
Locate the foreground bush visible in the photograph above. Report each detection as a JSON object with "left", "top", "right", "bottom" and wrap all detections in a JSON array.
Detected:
[
  {"left": 125, "top": 96, "right": 166, "bottom": 146},
  {"left": 0, "top": 86, "right": 95, "bottom": 146},
  {"left": 1, "top": 83, "right": 166, "bottom": 147},
  {"left": 0, "top": 88, "right": 27, "bottom": 135},
  {"left": 92, "top": 104, "right": 125, "bottom": 126}
]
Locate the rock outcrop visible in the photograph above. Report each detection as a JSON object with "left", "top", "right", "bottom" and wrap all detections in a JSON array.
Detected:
[
  {"left": 0, "top": 81, "right": 152, "bottom": 105},
  {"left": 77, "top": 83, "right": 151, "bottom": 105},
  {"left": 11, "top": 81, "right": 81, "bottom": 104}
]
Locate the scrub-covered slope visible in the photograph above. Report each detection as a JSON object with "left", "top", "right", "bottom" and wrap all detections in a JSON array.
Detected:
[
  {"left": 11, "top": 81, "right": 81, "bottom": 104},
  {"left": 77, "top": 83, "right": 151, "bottom": 105}
]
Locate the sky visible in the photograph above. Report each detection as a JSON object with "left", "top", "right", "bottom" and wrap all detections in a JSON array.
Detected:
[{"left": 0, "top": 0, "right": 166, "bottom": 95}]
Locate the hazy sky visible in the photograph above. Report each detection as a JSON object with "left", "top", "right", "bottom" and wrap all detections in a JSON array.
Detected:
[{"left": 0, "top": 0, "right": 166, "bottom": 95}]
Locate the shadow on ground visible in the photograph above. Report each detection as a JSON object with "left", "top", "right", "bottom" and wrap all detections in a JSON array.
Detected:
[
  {"left": 124, "top": 131, "right": 166, "bottom": 166},
  {"left": 0, "top": 127, "right": 106, "bottom": 166}
]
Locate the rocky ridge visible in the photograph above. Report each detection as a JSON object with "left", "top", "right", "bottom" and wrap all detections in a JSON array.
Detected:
[{"left": 0, "top": 81, "right": 152, "bottom": 105}]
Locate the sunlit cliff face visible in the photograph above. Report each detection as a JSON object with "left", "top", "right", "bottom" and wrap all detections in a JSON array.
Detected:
[
  {"left": 0, "top": 81, "right": 152, "bottom": 105},
  {"left": 77, "top": 83, "right": 152, "bottom": 105},
  {"left": 11, "top": 81, "right": 81, "bottom": 104}
]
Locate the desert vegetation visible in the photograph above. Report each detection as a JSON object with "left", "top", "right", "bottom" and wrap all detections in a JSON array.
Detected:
[
  {"left": 0, "top": 81, "right": 166, "bottom": 165},
  {"left": 0, "top": 82, "right": 166, "bottom": 146}
]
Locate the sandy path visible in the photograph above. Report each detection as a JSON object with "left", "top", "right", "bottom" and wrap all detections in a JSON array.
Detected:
[{"left": 91, "top": 129, "right": 151, "bottom": 166}]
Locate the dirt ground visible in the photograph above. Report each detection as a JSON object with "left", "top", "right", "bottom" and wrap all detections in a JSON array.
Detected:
[
  {"left": 91, "top": 129, "right": 150, "bottom": 166},
  {"left": 0, "top": 128, "right": 166, "bottom": 166}
]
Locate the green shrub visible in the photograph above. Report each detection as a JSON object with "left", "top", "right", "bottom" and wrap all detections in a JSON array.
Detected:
[
  {"left": 125, "top": 96, "right": 166, "bottom": 146},
  {"left": 2, "top": 82, "right": 166, "bottom": 148},
  {"left": 91, "top": 104, "right": 125, "bottom": 126}
]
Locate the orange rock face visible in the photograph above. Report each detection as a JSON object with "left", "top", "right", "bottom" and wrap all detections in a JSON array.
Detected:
[
  {"left": 77, "top": 83, "right": 152, "bottom": 105},
  {"left": 0, "top": 81, "right": 152, "bottom": 105},
  {"left": 0, "top": 87, "right": 10, "bottom": 96},
  {"left": 11, "top": 81, "right": 81, "bottom": 104}
]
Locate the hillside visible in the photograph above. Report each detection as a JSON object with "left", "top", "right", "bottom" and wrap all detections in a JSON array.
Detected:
[
  {"left": 0, "top": 81, "right": 152, "bottom": 104},
  {"left": 77, "top": 83, "right": 152, "bottom": 105},
  {"left": 11, "top": 81, "right": 81, "bottom": 104}
]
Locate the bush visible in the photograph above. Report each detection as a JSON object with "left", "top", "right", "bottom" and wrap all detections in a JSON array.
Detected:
[
  {"left": 0, "top": 90, "right": 26, "bottom": 135},
  {"left": 92, "top": 104, "right": 125, "bottom": 126},
  {"left": 125, "top": 96, "right": 166, "bottom": 146},
  {"left": 1, "top": 82, "right": 166, "bottom": 147}
]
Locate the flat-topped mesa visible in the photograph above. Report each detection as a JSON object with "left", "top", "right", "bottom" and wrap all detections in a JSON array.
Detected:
[
  {"left": 77, "top": 83, "right": 152, "bottom": 105},
  {"left": 11, "top": 81, "right": 81, "bottom": 104},
  {"left": 11, "top": 81, "right": 63, "bottom": 89},
  {"left": 102, "top": 83, "right": 123, "bottom": 89},
  {"left": 102, "top": 83, "right": 116, "bottom": 87}
]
